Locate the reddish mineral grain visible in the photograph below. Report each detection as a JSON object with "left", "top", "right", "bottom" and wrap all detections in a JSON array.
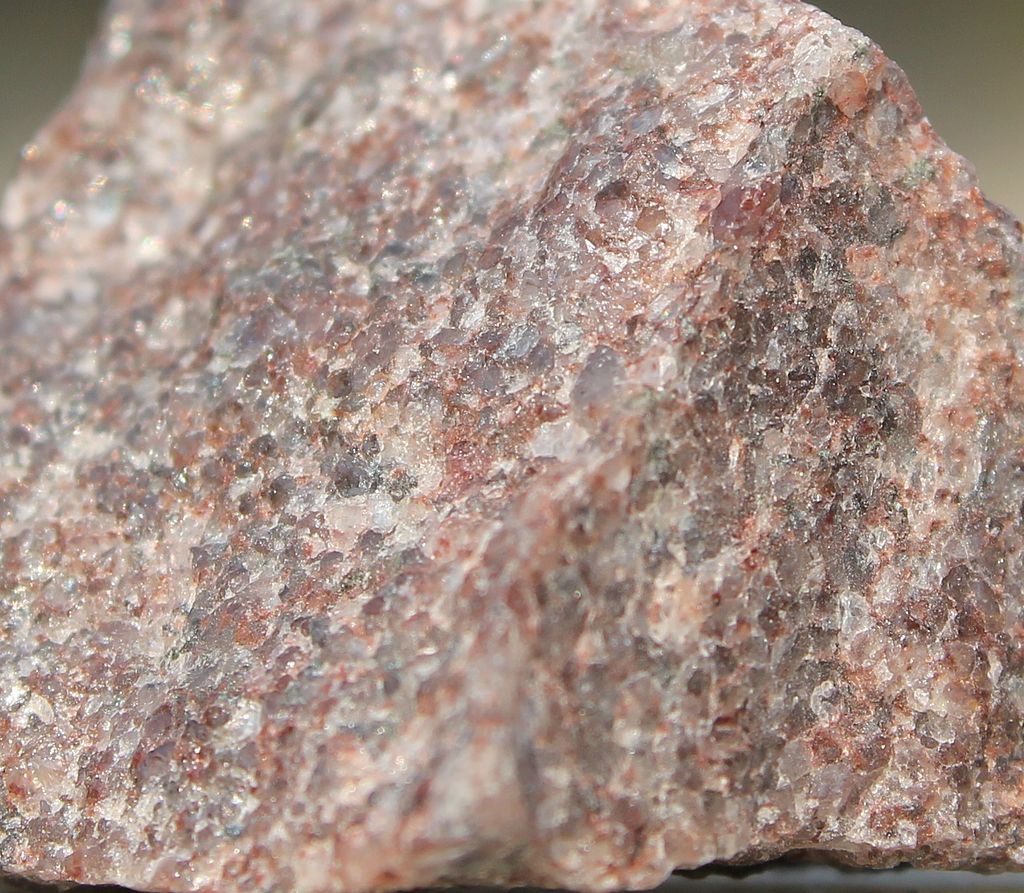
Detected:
[{"left": 2, "top": 0, "right": 1024, "bottom": 891}]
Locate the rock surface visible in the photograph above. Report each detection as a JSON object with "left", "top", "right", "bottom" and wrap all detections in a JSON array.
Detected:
[{"left": 2, "top": 0, "right": 1024, "bottom": 890}]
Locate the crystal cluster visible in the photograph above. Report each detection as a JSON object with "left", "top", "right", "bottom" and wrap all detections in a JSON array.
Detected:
[{"left": 2, "top": 1, "right": 1023, "bottom": 891}]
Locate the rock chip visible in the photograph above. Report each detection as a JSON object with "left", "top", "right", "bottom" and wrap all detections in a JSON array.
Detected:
[{"left": 2, "top": 0, "right": 1024, "bottom": 890}]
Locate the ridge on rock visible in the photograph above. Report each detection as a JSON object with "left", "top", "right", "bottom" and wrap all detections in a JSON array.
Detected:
[{"left": 2, "top": 1, "right": 1024, "bottom": 891}]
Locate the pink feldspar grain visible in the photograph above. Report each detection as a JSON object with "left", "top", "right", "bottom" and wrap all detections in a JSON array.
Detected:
[{"left": 2, "top": 0, "right": 1024, "bottom": 891}]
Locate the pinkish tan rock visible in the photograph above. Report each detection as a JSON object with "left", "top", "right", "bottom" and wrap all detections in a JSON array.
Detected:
[{"left": 2, "top": 0, "right": 1024, "bottom": 890}]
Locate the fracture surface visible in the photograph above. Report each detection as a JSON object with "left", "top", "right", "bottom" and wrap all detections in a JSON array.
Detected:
[{"left": 2, "top": 0, "right": 1024, "bottom": 890}]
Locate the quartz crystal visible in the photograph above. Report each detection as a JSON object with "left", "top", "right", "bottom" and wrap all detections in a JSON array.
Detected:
[{"left": 2, "top": 1, "right": 1024, "bottom": 891}]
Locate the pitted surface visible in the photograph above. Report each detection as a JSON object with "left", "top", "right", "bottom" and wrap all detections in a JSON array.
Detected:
[{"left": 2, "top": 1, "right": 1024, "bottom": 891}]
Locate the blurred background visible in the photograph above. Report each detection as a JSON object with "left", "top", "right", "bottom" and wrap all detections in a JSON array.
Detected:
[
  {"left": 0, "top": 2, "right": 104, "bottom": 188},
  {"left": 0, "top": 2, "right": 1022, "bottom": 893},
  {"left": 819, "top": 0, "right": 1024, "bottom": 217},
  {"left": 0, "top": 1, "right": 1021, "bottom": 215}
]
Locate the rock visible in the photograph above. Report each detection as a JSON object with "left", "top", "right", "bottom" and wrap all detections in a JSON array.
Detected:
[{"left": 1, "top": 0, "right": 1023, "bottom": 890}]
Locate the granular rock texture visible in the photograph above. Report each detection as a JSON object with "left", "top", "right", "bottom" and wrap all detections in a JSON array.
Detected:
[{"left": 2, "top": 0, "right": 1024, "bottom": 890}]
